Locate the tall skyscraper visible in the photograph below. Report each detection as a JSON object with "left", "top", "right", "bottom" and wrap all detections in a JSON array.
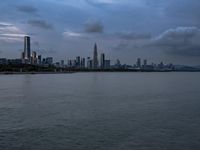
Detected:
[
  {"left": 24, "top": 36, "right": 31, "bottom": 61},
  {"left": 100, "top": 53, "right": 105, "bottom": 69},
  {"left": 136, "top": 58, "right": 141, "bottom": 68},
  {"left": 93, "top": 43, "right": 98, "bottom": 69}
]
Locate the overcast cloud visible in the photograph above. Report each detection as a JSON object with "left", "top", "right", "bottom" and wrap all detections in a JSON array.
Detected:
[{"left": 0, "top": 0, "right": 200, "bottom": 65}]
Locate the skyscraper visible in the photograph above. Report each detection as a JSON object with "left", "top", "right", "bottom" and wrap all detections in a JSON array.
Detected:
[
  {"left": 76, "top": 56, "right": 81, "bottom": 68},
  {"left": 31, "top": 51, "right": 37, "bottom": 64},
  {"left": 81, "top": 58, "right": 85, "bottom": 68},
  {"left": 143, "top": 59, "right": 147, "bottom": 68},
  {"left": 24, "top": 36, "right": 31, "bottom": 61},
  {"left": 100, "top": 53, "right": 105, "bottom": 69},
  {"left": 61, "top": 60, "right": 64, "bottom": 67},
  {"left": 38, "top": 55, "right": 42, "bottom": 64},
  {"left": 136, "top": 58, "right": 141, "bottom": 68},
  {"left": 87, "top": 57, "right": 92, "bottom": 69},
  {"left": 93, "top": 43, "right": 98, "bottom": 69}
]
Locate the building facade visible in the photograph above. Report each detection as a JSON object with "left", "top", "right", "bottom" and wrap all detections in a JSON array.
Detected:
[
  {"left": 100, "top": 53, "right": 105, "bottom": 69},
  {"left": 93, "top": 43, "right": 98, "bottom": 69},
  {"left": 24, "top": 36, "right": 31, "bottom": 62}
]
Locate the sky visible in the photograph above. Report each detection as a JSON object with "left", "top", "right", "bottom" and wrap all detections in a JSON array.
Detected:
[{"left": 0, "top": 0, "right": 200, "bottom": 65}]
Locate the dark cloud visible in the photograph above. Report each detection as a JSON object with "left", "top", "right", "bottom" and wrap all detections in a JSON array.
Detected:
[
  {"left": 84, "top": 20, "right": 104, "bottom": 33},
  {"left": 27, "top": 20, "right": 53, "bottom": 30},
  {"left": 16, "top": 5, "right": 37, "bottom": 14},
  {"left": 151, "top": 27, "right": 200, "bottom": 56},
  {"left": 113, "top": 27, "right": 200, "bottom": 58}
]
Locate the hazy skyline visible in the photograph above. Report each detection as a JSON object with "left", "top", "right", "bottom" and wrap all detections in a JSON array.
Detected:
[{"left": 0, "top": 0, "right": 200, "bottom": 65}]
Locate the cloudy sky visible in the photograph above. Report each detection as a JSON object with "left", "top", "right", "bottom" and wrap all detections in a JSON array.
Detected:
[{"left": 0, "top": 0, "right": 200, "bottom": 65}]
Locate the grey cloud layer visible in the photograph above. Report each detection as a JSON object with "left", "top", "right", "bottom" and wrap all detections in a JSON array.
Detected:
[
  {"left": 27, "top": 20, "right": 53, "bottom": 30},
  {"left": 114, "top": 26, "right": 200, "bottom": 57},
  {"left": 0, "top": 0, "right": 200, "bottom": 64},
  {"left": 16, "top": 5, "right": 37, "bottom": 14},
  {"left": 84, "top": 20, "right": 104, "bottom": 33},
  {"left": 152, "top": 27, "right": 200, "bottom": 56}
]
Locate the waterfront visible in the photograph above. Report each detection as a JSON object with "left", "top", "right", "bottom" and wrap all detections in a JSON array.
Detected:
[{"left": 0, "top": 73, "right": 200, "bottom": 150}]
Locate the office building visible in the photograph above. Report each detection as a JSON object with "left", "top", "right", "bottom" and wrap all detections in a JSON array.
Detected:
[
  {"left": 24, "top": 36, "right": 31, "bottom": 61},
  {"left": 38, "top": 55, "right": 42, "bottom": 64},
  {"left": 7, "top": 59, "right": 22, "bottom": 65},
  {"left": 93, "top": 43, "right": 98, "bottom": 69},
  {"left": 136, "top": 58, "right": 141, "bottom": 68},
  {"left": 81, "top": 58, "right": 85, "bottom": 68},
  {"left": 68, "top": 60, "right": 73, "bottom": 68},
  {"left": 100, "top": 53, "right": 105, "bottom": 69},
  {"left": 46, "top": 57, "right": 53, "bottom": 65},
  {"left": 31, "top": 51, "right": 37, "bottom": 64},
  {"left": 61, "top": 60, "right": 64, "bottom": 67},
  {"left": 76, "top": 56, "right": 81, "bottom": 68},
  {"left": 105, "top": 60, "right": 111, "bottom": 69},
  {"left": 87, "top": 57, "right": 92, "bottom": 69},
  {"left": 143, "top": 59, "right": 147, "bottom": 68},
  {"left": 0, "top": 58, "right": 7, "bottom": 65}
]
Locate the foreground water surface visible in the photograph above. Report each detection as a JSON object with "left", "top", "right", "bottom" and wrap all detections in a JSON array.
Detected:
[{"left": 0, "top": 72, "right": 200, "bottom": 150}]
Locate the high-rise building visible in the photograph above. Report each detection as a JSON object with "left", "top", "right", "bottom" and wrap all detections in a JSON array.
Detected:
[
  {"left": 93, "top": 43, "right": 98, "bottom": 69},
  {"left": 46, "top": 57, "right": 53, "bottom": 65},
  {"left": 72, "top": 60, "right": 76, "bottom": 67},
  {"left": 143, "top": 59, "right": 147, "bottom": 68},
  {"left": 136, "top": 58, "right": 141, "bottom": 68},
  {"left": 61, "top": 60, "right": 64, "bottom": 67},
  {"left": 21, "top": 52, "right": 25, "bottom": 60},
  {"left": 76, "top": 56, "right": 81, "bottom": 68},
  {"left": 87, "top": 57, "right": 92, "bottom": 69},
  {"left": 105, "top": 60, "right": 111, "bottom": 69},
  {"left": 100, "top": 53, "right": 105, "bottom": 69},
  {"left": 38, "top": 55, "right": 42, "bottom": 64},
  {"left": 81, "top": 58, "right": 85, "bottom": 68},
  {"left": 31, "top": 51, "right": 37, "bottom": 64},
  {"left": 68, "top": 60, "right": 72, "bottom": 68},
  {"left": 24, "top": 36, "right": 31, "bottom": 61}
]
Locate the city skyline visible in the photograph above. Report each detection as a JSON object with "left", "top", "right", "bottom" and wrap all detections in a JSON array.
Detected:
[
  {"left": 0, "top": 35, "right": 175, "bottom": 67},
  {"left": 1, "top": 0, "right": 200, "bottom": 65},
  {"left": 0, "top": 35, "right": 182, "bottom": 72}
]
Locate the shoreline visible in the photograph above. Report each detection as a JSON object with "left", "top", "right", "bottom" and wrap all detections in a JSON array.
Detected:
[
  {"left": 0, "top": 71, "right": 75, "bottom": 75},
  {"left": 0, "top": 70, "right": 200, "bottom": 75}
]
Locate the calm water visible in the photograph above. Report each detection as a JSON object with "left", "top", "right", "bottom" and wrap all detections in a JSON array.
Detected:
[{"left": 0, "top": 73, "right": 200, "bottom": 150}]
